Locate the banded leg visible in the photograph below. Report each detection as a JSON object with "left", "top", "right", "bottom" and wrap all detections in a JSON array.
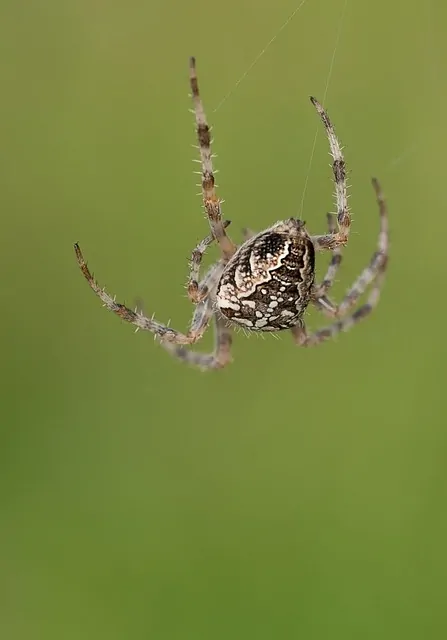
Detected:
[
  {"left": 292, "top": 178, "right": 389, "bottom": 345},
  {"left": 312, "top": 212, "right": 343, "bottom": 300},
  {"left": 309, "top": 97, "right": 351, "bottom": 251},
  {"left": 163, "top": 310, "right": 233, "bottom": 371},
  {"left": 292, "top": 270, "right": 386, "bottom": 347},
  {"left": 75, "top": 243, "right": 208, "bottom": 344},
  {"left": 188, "top": 220, "right": 230, "bottom": 303},
  {"left": 189, "top": 57, "right": 236, "bottom": 261},
  {"left": 163, "top": 261, "right": 233, "bottom": 370},
  {"left": 312, "top": 178, "right": 388, "bottom": 318}
]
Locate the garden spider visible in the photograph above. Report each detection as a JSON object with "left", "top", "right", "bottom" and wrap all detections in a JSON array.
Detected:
[{"left": 74, "top": 57, "right": 388, "bottom": 371}]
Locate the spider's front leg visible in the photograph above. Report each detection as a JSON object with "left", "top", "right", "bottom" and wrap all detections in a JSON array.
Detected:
[
  {"left": 189, "top": 57, "right": 236, "bottom": 262},
  {"left": 74, "top": 243, "right": 208, "bottom": 345},
  {"left": 309, "top": 97, "right": 351, "bottom": 252}
]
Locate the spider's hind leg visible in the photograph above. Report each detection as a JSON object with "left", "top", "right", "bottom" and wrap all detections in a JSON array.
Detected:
[
  {"left": 293, "top": 270, "right": 386, "bottom": 346},
  {"left": 163, "top": 310, "right": 233, "bottom": 371},
  {"left": 311, "top": 178, "right": 388, "bottom": 320},
  {"left": 295, "top": 178, "right": 389, "bottom": 345},
  {"left": 334, "top": 178, "right": 388, "bottom": 316},
  {"left": 312, "top": 212, "right": 343, "bottom": 308},
  {"left": 134, "top": 258, "right": 232, "bottom": 371},
  {"left": 163, "top": 260, "right": 233, "bottom": 370}
]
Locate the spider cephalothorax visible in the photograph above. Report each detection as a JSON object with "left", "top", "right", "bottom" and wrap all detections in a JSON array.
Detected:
[
  {"left": 216, "top": 219, "right": 315, "bottom": 331},
  {"left": 74, "top": 57, "right": 389, "bottom": 370}
]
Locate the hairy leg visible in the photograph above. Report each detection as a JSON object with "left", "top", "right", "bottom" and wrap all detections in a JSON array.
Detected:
[
  {"left": 292, "top": 270, "right": 386, "bottom": 346},
  {"left": 312, "top": 213, "right": 343, "bottom": 299},
  {"left": 75, "top": 243, "right": 210, "bottom": 344},
  {"left": 293, "top": 179, "right": 388, "bottom": 345},
  {"left": 309, "top": 97, "right": 351, "bottom": 251},
  {"left": 187, "top": 220, "right": 230, "bottom": 303},
  {"left": 162, "top": 310, "right": 233, "bottom": 371},
  {"left": 189, "top": 57, "right": 236, "bottom": 261},
  {"left": 311, "top": 178, "right": 388, "bottom": 318}
]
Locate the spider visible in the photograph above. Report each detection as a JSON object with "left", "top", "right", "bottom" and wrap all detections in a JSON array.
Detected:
[{"left": 74, "top": 57, "right": 389, "bottom": 371}]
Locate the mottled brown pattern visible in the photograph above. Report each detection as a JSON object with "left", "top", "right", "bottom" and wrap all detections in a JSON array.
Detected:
[
  {"left": 216, "top": 221, "right": 315, "bottom": 331},
  {"left": 197, "top": 123, "right": 211, "bottom": 148}
]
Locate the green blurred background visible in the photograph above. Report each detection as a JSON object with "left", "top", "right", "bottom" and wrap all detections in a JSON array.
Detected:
[{"left": 2, "top": 0, "right": 447, "bottom": 637}]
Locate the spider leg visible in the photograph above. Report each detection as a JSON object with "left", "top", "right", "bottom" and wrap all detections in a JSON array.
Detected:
[
  {"left": 163, "top": 261, "right": 233, "bottom": 369},
  {"left": 162, "top": 309, "right": 233, "bottom": 371},
  {"left": 189, "top": 57, "right": 236, "bottom": 261},
  {"left": 188, "top": 220, "right": 230, "bottom": 303},
  {"left": 135, "top": 260, "right": 229, "bottom": 368},
  {"left": 75, "top": 243, "right": 208, "bottom": 345},
  {"left": 293, "top": 179, "right": 388, "bottom": 344},
  {"left": 292, "top": 270, "right": 386, "bottom": 346},
  {"left": 311, "top": 178, "right": 388, "bottom": 319},
  {"left": 309, "top": 97, "right": 351, "bottom": 252},
  {"left": 312, "top": 212, "right": 343, "bottom": 300}
]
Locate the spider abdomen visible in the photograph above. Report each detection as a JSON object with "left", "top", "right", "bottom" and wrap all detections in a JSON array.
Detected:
[{"left": 215, "top": 219, "right": 315, "bottom": 331}]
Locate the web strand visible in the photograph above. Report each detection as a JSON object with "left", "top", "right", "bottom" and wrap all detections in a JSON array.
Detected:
[
  {"left": 299, "top": 0, "right": 349, "bottom": 217},
  {"left": 213, "top": 0, "right": 310, "bottom": 114}
]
